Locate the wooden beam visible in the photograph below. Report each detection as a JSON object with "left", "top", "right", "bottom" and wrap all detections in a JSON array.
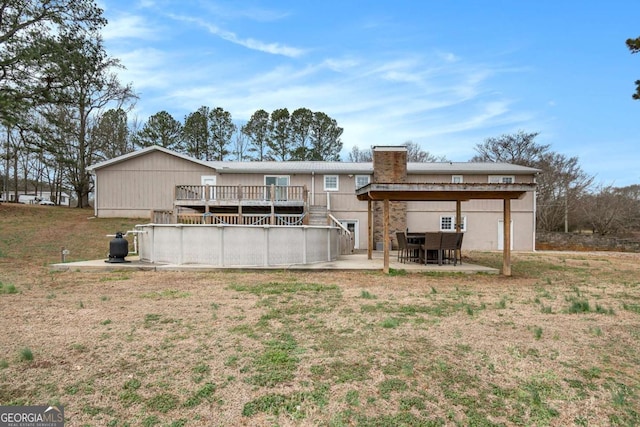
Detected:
[
  {"left": 503, "top": 198, "right": 512, "bottom": 276},
  {"left": 367, "top": 200, "right": 373, "bottom": 260},
  {"left": 383, "top": 199, "right": 389, "bottom": 274},
  {"left": 456, "top": 200, "right": 462, "bottom": 262}
]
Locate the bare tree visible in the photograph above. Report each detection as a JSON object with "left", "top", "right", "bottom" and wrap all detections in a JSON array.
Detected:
[
  {"left": 404, "top": 141, "right": 447, "bottom": 162},
  {"left": 471, "top": 131, "right": 593, "bottom": 232},
  {"left": 347, "top": 145, "right": 372, "bottom": 162},
  {"left": 471, "top": 131, "right": 548, "bottom": 165},
  {"left": 232, "top": 131, "right": 251, "bottom": 161},
  {"left": 535, "top": 152, "right": 594, "bottom": 232},
  {"left": 577, "top": 185, "right": 640, "bottom": 235}
]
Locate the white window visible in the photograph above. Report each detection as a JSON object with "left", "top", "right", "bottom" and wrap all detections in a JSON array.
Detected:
[
  {"left": 265, "top": 175, "right": 290, "bottom": 200},
  {"left": 324, "top": 175, "right": 339, "bottom": 191},
  {"left": 489, "top": 175, "right": 515, "bottom": 184},
  {"left": 440, "top": 215, "right": 467, "bottom": 232},
  {"left": 355, "top": 175, "right": 370, "bottom": 189},
  {"left": 452, "top": 175, "right": 463, "bottom": 184}
]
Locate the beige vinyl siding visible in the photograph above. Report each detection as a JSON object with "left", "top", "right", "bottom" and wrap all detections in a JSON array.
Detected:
[
  {"left": 406, "top": 210, "right": 534, "bottom": 250},
  {"left": 95, "top": 151, "right": 215, "bottom": 217},
  {"left": 405, "top": 192, "right": 536, "bottom": 251}
]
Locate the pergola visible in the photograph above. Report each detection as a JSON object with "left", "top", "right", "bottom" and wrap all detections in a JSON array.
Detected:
[{"left": 355, "top": 182, "right": 537, "bottom": 276}]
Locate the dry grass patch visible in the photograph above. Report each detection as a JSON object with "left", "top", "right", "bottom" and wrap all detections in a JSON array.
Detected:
[{"left": 1, "top": 204, "right": 640, "bottom": 425}]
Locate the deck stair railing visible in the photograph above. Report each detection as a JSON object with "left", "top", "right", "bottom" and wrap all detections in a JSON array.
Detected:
[{"left": 328, "top": 213, "right": 354, "bottom": 254}]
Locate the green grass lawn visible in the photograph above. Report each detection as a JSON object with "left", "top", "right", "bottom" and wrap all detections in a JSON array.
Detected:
[{"left": 1, "top": 203, "right": 639, "bottom": 426}]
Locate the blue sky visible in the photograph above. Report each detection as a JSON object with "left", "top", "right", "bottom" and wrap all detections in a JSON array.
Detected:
[{"left": 99, "top": 0, "right": 640, "bottom": 187}]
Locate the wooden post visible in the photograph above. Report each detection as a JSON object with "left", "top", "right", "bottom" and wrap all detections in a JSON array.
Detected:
[
  {"left": 303, "top": 185, "right": 309, "bottom": 225},
  {"left": 237, "top": 185, "right": 243, "bottom": 225},
  {"left": 367, "top": 200, "right": 373, "bottom": 260},
  {"left": 270, "top": 184, "right": 275, "bottom": 225},
  {"left": 503, "top": 198, "right": 512, "bottom": 276},
  {"left": 456, "top": 199, "right": 462, "bottom": 261},
  {"left": 383, "top": 198, "right": 390, "bottom": 274}
]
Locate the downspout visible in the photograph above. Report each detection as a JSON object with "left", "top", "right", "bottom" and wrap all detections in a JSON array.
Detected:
[
  {"left": 311, "top": 171, "right": 315, "bottom": 205},
  {"left": 532, "top": 173, "right": 538, "bottom": 252},
  {"left": 93, "top": 171, "right": 98, "bottom": 217}
]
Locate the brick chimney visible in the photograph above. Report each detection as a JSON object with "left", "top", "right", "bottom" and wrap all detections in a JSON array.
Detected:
[{"left": 372, "top": 146, "right": 407, "bottom": 249}]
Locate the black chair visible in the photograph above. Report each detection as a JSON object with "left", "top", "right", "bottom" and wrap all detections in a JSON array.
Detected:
[
  {"left": 440, "top": 232, "right": 460, "bottom": 266},
  {"left": 422, "top": 232, "right": 443, "bottom": 265},
  {"left": 454, "top": 233, "right": 464, "bottom": 265},
  {"left": 396, "top": 232, "right": 421, "bottom": 263}
]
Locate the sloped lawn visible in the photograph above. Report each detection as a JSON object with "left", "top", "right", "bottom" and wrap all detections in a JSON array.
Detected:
[{"left": 1, "top": 203, "right": 639, "bottom": 426}]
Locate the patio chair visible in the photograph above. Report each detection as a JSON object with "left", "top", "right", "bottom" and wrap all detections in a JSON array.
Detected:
[
  {"left": 454, "top": 232, "right": 464, "bottom": 265},
  {"left": 440, "top": 232, "right": 461, "bottom": 266},
  {"left": 396, "top": 231, "right": 421, "bottom": 263},
  {"left": 421, "top": 232, "right": 443, "bottom": 265}
]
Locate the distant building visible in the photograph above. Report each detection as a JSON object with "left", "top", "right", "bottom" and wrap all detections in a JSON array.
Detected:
[{"left": 3, "top": 190, "right": 72, "bottom": 206}]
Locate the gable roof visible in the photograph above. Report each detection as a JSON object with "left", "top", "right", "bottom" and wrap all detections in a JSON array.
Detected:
[
  {"left": 86, "top": 145, "right": 216, "bottom": 172},
  {"left": 87, "top": 145, "right": 540, "bottom": 175}
]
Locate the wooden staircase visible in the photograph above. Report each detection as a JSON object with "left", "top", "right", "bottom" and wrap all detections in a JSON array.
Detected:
[{"left": 308, "top": 205, "right": 328, "bottom": 226}]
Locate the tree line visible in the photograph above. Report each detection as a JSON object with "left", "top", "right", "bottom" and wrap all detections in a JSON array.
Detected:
[
  {"left": 131, "top": 106, "right": 343, "bottom": 162},
  {"left": 0, "top": 2, "right": 638, "bottom": 236}
]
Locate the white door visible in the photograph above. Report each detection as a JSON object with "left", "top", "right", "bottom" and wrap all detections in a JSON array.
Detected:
[
  {"left": 340, "top": 220, "right": 359, "bottom": 249},
  {"left": 264, "top": 176, "right": 289, "bottom": 200},
  {"left": 201, "top": 176, "right": 216, "bottom": 200},
  {"left": 497, "top": 220, "right": 513, "bottom": 250}
]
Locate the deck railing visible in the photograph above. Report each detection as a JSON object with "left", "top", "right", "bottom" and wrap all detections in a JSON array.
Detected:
[
  {"left": 175, "top": 184, "right": 307, "bottom": 204},
  {"left": 176, "top": 212, "right": 307, "bottom": 226}
]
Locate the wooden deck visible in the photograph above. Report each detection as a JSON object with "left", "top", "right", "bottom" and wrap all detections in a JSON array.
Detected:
[
  {"left": 175, "top": 184, "right": 307, "bottom": 208},
  {"left": 151, "top": 185, "right": 311, "bottom": 225}
]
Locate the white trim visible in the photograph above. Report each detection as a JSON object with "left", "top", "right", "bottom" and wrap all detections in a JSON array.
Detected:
[
  {"left": 489, "top": 175, "right": 515, "bottom": 184},
  {"left": 355, "top": 175, "right": 371, "bottom": 189},
  {"left": 93, "top": 172, "right": 98, "bottom": 217},
  {"left": 324, "top": 175, "right": 339, "bottom": 191},
  {"left": 339, "top": 219, "right": 359, "bottom": 249},
  {"left": 372, "top": 146, "right": 408, "bottom": 152},
  {"left": 264, "top": 175, "right": 290, "bottom": 186},
  {"left": 452, "top": 175, "right": 463, "bottom": 184},
  {"left": 440, "top": 215, "right": 466, "bottom": 232},
  {"left": 201, "top": 175, "right": 217, "bottom": 200},
  {"left": 86, "top": 145, "right": 216, "bottom": 172}
]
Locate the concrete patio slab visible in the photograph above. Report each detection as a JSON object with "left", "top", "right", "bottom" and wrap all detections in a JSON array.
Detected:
[{"left": 50, "top": 251, "right": 499, "bottom": 274}]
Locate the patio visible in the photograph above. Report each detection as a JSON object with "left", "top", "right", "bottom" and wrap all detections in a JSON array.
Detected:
[{"left": 50, "top": 250, "right": 498, "bottom": 274}]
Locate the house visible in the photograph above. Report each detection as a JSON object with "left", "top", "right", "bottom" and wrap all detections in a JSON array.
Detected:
[
  {"left": 3, "top": 190, "right": 72, "bottom": 206},
  {"left": 87, "top": 145, "right": 539, "bottom": 252}
]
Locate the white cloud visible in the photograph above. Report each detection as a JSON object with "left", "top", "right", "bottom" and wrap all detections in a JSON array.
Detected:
[
  {"left": 168, "top": 14, "right": 305, "bottom": 58},
  {"left": 102, "top": 13, "right": 159, "bottom": 41}
]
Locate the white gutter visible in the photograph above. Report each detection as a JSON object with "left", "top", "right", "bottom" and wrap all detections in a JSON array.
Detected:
[
  {"left": 93, "top": 172, "right": 98, "bottom": 217},
  {"left": 311, "top": 171, "right": 315, "bottom": 205},
  {"left": 532, "top": 174, "right": 538, "bottom": 252}
]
